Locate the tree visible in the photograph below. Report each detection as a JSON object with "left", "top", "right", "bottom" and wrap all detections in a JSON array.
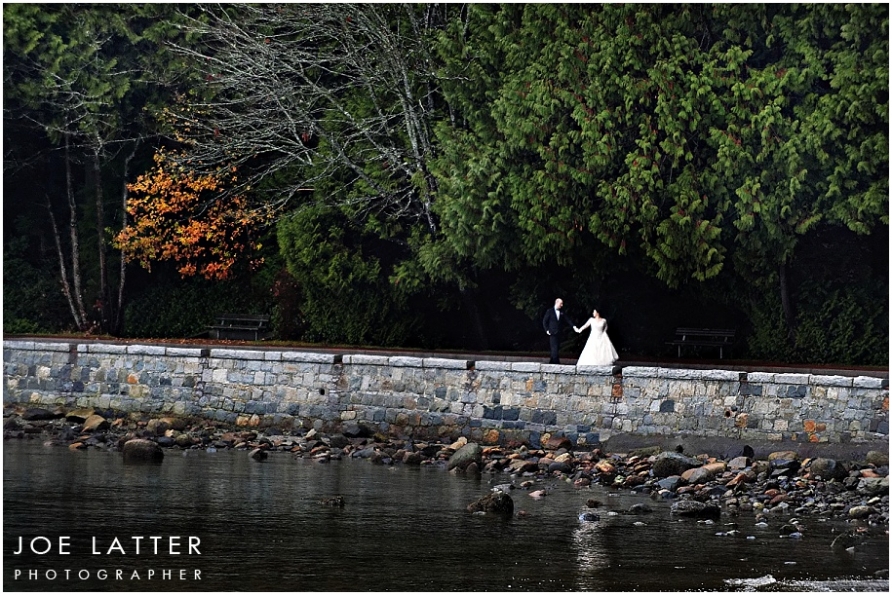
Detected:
[
  {"left": 158, "top": 4, "right": 457, "bottom": 228},
  {"left": 3, "top": 4, "right": 175, "bottom": 333},
  {"left": 429, "top": 4, "right": 888, "bottom": 348},
  {"left": 114, "top": 151, "right": 273, "bottom": 280}
]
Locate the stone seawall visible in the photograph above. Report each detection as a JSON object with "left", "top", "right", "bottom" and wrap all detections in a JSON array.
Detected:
[{"left": 3, "top": 340, "right": 889, "bottom": 450}]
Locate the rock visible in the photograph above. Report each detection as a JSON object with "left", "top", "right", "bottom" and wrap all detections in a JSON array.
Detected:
[
  {"left": 465, "top": 462, "right": 481, "bottom": 476},
  {"left": 467, "top": 492, "right": 514, "bottom": 516},
  {"left": 628, "top": 503, "right": 653, "bottom": 514},
  {"left": 402, "top": 451, "right": 424, "bottom": 465},
  {"left": 657, "top": 476, "right": 683, "bottom": 491},
  {"left": 529, "top": 490, "right": 547, "bottom": 499},
  {"left": 652, "top": 452, "right": 701, "bottom": 478},
  {"left": 768, "top": 451, "right": 800, "bottom": 471},
  {"left": 682, "top": 466, "right": 715, "bottom": 484},
  {"left": 508, "top": 458, "right": 539, "bottom": 474},
  {"left": 156, "top": 436, "right": 175, "bottom": 448},
  {"left": 670, "top": 500, "right": 721, "bottom": 519},
  {"left": 808, "top": 458, "right": 848, "bottom": 481},
  {"left": 146, "top": 418, "right": 170, "bottom": 435},
  {"left": 342, "top": 423, "right": 372, "bottom": 438},
  {"left": 175, "top": 434, "right": 195, "bottom": 448},
  {"left": 448, "top": 442, "right": 483, "bottom": 471},
  {"left": 249, "top": 448, "right": 268, "bottom": 461},
  {"left": 449, "top": 436, "right": 468, "bottom": 451},
  {"left": 81, "top": 414, "right": 109, "bottom": 433},
  {"left": 321, "top": 496, "right": 345, "bottom": 507},
  {"left": 856, "top": 476, "right": 889, "bottom": 496},
  {"left": 578, "top": 512, "right": 600, "bottom": 522},
  {"left": 65, "top": 408, "right": 95, "bottom": 422},
  {"left": 847, "top": 505, "right": 875, "bottom": 519},
  {"left": 866, "top": 450, "right": 890, "bottom": 467},
  {"left": 122, "top": 439, "right": 163, "bottom": 464},
  {"left": 728, "top": 456, "right": 751, "bottom": 470},
  {"left": 548, "top": 461, "right": 573, "bottom": 474},
  {"left": 328, "top": 434, "right": 350, "bottom": 449},
  {"left": 21, "top": 408, "right": 59, "bottom": 421},
  {"left": 544, "top": 435, "right": 573, "bottom": 451}
]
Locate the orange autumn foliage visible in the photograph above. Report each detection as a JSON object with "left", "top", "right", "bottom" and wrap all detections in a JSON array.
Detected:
[{"left": 114, "top": 152, "right": 272, "bottom": 280}]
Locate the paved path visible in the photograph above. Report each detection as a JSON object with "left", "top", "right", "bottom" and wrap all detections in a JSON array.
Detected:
[{"left": 9, "top": 335, "right": 888, "bottom": 379}]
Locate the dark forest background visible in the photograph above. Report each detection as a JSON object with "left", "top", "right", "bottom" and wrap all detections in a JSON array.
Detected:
[{"left": 3, "top": 4, "right": 888, "bottom": 365}]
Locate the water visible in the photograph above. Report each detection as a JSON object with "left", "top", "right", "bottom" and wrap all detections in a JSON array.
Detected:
[{"left": 3, "top": 441, "right": 888, "bottom": 592}]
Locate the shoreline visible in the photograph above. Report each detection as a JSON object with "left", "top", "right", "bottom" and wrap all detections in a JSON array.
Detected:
[{"left": 4, "top": 403, "right": 889, "bottom": 532}]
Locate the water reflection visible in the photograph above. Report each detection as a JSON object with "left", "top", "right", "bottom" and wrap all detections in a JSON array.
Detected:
[{"left": 572, "top": 521, "right": 610, "bottom": 590}]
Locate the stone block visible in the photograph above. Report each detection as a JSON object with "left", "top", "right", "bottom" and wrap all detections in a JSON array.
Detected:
[
  {"left": 853, "top": 376, "right": 885, "bottom": 389},
  {"left": 808, "top": 375, "right": 853, "bottom": 388},
  {"left": 511, "top": 362, "right": 542, "bottom": 373},
  {"left": 210, "top": 349, "right": 266, "bottom": 360},
  {"left": 475, "top": 361, "right": 512, "bottom": 372},
  {"left": 282, "top": 351, "right": 340, "bottom": 364},
  {"left": 423, "top": 357, "right": 471, "bottom": 370},
  {"left": 575, "top": 365, "right": 613, "bottom": 376},
  {"left": 621, "top": 366, "right": 660, "bottom": 378},
  {"left": 390, "top": 356, "right": 424, "bottom": 367},
  {"left": 658, "top": 368, "right": 702, "bottom": 380},
  {"left": 165, "top": 347, "right": 204, "bottom": 358},
  {"left": 775, "top": 373, "right": 810, "bottom": 385},
  {"left": 33, "top": 342, "right": 72, "bottom": 353},
  {"left": 126, "top": 344, "right": 166, "bottom": 356},
  {"left": 542, "top": 364, "right": 575, "bottom": 374},
  {"left": 700, "top": 370, "right": 740, "bottom": 381}
]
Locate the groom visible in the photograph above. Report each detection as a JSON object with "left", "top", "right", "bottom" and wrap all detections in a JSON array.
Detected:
[{"left": 542, "top": 298, "right": 575, "bottom": 364}]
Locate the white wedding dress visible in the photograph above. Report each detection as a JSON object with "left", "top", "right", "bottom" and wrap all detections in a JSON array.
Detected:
[{"left": 576, "top": 317, "right": 618, "bottom": 366}]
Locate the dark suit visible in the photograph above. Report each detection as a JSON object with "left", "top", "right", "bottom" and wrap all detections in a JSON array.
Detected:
[{"left": 542, "top": 307, "right": 574, "bottom": 364}]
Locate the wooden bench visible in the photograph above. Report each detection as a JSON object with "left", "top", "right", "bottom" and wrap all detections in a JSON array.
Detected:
[
  {"left": 667, "top": 327, "right": 735, "bottom": 359},
  {"left": 208, "top": 314, "right": 271, "bottom": 341}
]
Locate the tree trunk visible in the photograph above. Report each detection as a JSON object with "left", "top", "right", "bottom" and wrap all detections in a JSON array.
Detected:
[
  {"left": 64, "top": 135, "right": 89, "bottom": 329},
  {"left": 779, "top": 261, "right": 796, "bottom": 345},
  {"left": 112, "top": 144, "right": 139, "bottom": 335},
  {"left": 460, "top": 287, "right": 488, "bottom": 350},
  {"left": 92, "top": 145, "right": 109, "bottom": 332}
]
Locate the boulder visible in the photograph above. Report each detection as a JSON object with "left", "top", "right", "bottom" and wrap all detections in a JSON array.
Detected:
[
  {"left": 508, "top": 458, "right": 539, "bottom": 474},
  {"left": 175, "top": 434, "right": 195, "bottom": 448},
  {"left": 82, "top": 414, "right": 109, "bottom": 433},
  {"left": 249, "top": 448, "right": 268, "bottom": 461},
  {"left": 122, "top": 439, "right": 163, "bottom": 464},
  {"left": 544, "top": 435, "right": 573, "bottom": 451},
  {"left": 467, "top": 491, "right": 514, "bottom": 516},
  {"left": 856, "top": 476, "right": 889, "bottom": 497},
  {"left": 448, "top": 442, "right": 483, "bottom": 471},
  {"left": 652, "top": 452, "right": 701, "bottom": 478},
  {"left": 768, "top": 451, "right": 800, "bottom": 471},
  {"left": 402, "top": 451, "right": 424, "bottom": 465},
  {"left": 670, "top": 500, "right": 721, "bottom": 519},
  {"left": 146, "top": 418, "right": 170, "bottom": 436},
  {"left": 21, "top": 408, "right": 59, "bottom": 421},
  {"left": 682, "top": 466, "right": 713, "bottom": 485},
  {"left": 808, "top": 458, "right": 848, "bottom": 481},
  {"left": 728, "top": 456, "right": 751, "bottom": 470},
  {"left": 65, "top": 408, "right": 95, "bottom": 422},
  {"left": 866, "top": 450, "right": 890, "bottom": 467}
]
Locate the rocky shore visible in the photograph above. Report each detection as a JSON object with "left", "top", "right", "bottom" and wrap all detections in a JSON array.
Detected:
[{"left": 5, "top": 405, "right": 889, "bottom": 541}]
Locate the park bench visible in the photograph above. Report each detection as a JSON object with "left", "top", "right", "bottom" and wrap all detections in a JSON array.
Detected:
[
  {"left": 208, "top": 313, "right": 271, "bottom": 341},
  {"left": 666, "top": 327, "right": 735, "bottom": 359}
]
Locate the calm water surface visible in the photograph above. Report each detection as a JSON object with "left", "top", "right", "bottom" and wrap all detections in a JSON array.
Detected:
[{"left": 3, "top": 441, "right": 888, "bottom": 591}]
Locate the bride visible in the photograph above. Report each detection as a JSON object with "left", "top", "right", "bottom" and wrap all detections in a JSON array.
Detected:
[{"left": 574, "top": 309, "right": 618, "bottom": 366}]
